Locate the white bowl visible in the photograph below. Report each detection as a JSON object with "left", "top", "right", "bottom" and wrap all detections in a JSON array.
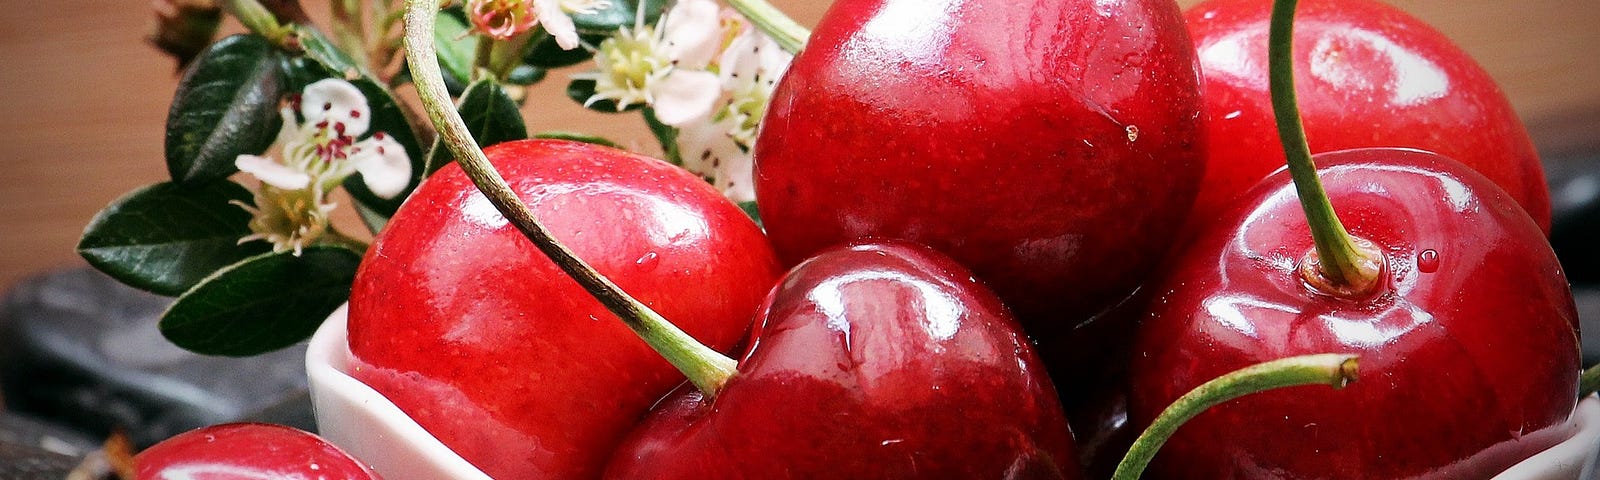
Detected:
[
  {"left": 307, "top": 306, "right": 1600, "bottom": 479},
  {"left": 306, "top": 305, "right": 491, "bottom": 480}
]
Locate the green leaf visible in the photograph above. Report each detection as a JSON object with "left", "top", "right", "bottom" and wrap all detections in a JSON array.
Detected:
[
  {"left": 506, "top": 64, "right": 547, "bottom": 85},
  {"left": 566, "top": 78, "right": 640, "bottom": 113},
  {"left": 78, "top": 181, "right": 273, "bottom": 296},
  {"left": 165, "top": 34, "right": 286, "bottom": 184},
  {"left": 427, "top": 79, "right": 528, "bottom": 175},
  {"left": 643, "top": 107, "right": 681, "bottom": 164},
  {"left": 294, "top": 26, "right": 362, "bottom": 79},
  {"left": 435, "top": 8, "right": 477, "bottom": 94},
  {"left": 353, "top": 201, "right": 390, "bottom": 233},
  {"left": 524, "top": 32, "right": 604, "bottom": 69},
  {"left": 738, "top": 200, "right": 763, "bottom": 228},
  {"left": 571, "top": 0, "right": 669, "bottom": 34},
  {"left": 160, "top": 246, "right": 361, "bottom": 356},
  {"left": 534, "top": 131, "right": 621, "bottom": 149}
]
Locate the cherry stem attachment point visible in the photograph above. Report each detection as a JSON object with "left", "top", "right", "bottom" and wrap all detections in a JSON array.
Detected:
[
  {"left": 724, "top": 0, "right": 809, "bottom": 54},
  {"left": 1111, "top": 353, "right": 1360, "bottom": 480},
  {"left": 1269, "top": 0, "right": 1382, "bottom": 296},
  {"left": 1581, "top": 364, "right": 1600, "bottom": 400},
  {"left": 401, "top": 0, "right": 738, "bottom": 396}
]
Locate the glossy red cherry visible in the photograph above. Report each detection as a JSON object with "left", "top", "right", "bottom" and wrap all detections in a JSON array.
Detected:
[
  {"left": 1128, "top": 149, "right": 1580, "bottom": 478},
  {"left": 604, "top": 242, "right": 1081, "bottom": 479},
  {"left": 134, "top": 423, "right": 381, "bottom": 479},
  {"left": 754, "top": 0, "right": 1206, "bottom": 330},
  {"left": 346, "top": 140, "right": 783, "bottom": 479},
  {"left": 1183, "top": 0, "right": 1551, "bottom": 232}
]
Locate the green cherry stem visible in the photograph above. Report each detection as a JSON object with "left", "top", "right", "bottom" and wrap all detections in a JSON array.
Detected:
[
  {"left": 1269, "top": 0, "right": 1383, "bottom": 297},
  {"left": 1581, "top": 363, "right": 1600, "bottom": 399},
  {"left": 1111, "top": 354, "right": 1360, "bottom": 480},
  {"left": 401, "top": 0, "right": 739, "bottom": 396},
  {"left": 724, "top": 0, "right": 810, "bottom": 54}
]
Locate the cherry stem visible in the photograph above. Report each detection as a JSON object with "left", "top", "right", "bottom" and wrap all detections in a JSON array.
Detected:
[
  {"left": 401, "top": 0, "right": 738, "bottom": 396},
  {"left": 1581, "top": 364, "right": 1600, "bottom": 399},
  {"left": 1110, "top": 353, "right": 1360, "bottom": 480},
  {"left": 724, "top": 0, "right": 809, "bottom": 54},
  {"left": 221, "top": 0, "right": 296, "bottom": 49},
  {"left": 1269, "top": 0, "right": 1382, "bottom": 296}
]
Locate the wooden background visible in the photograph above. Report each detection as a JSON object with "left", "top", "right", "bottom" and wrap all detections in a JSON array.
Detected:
[{"left": 0, "top": 1, "right": 1595, "bottom": 291}]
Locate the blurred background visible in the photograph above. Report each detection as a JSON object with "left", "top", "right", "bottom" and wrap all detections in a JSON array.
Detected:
[{"left": 0, "top": 1, "right": 1596, "bottom": 290}]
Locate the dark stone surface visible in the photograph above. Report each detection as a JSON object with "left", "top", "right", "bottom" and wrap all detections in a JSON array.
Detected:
[
  {"left": 1578, "top": 286, "right": 1600, "bottom": 367},
  {"left": 0, "top": 266, "right": 315, "bottom": 448},
  {"left": 1549, "top": 151, "right": 1600, "bottom": 286},
  {"left": 0, "top": 411, "right": 100, "bottom": 457},
  {"left": 0, "top": 442, "right": 80, "bottom": 480}
]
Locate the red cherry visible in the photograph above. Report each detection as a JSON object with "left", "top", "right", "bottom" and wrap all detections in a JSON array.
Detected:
[
  {"left": 346, "top": 140, "right": 782, "bottom": 478},
  {"left": 753, "top": 0, "right": 1206, "bottom": 331},
  {"left": 1183, "top": 0, "right": 1550, "bottom": 232},
  {"left": 604, "top": 242, "right": 1081, "bottom": 479},
  {"left": 134, "top": 423, "right": 381, "bottom": 479},
  {"left": 1128, "top": 149, "right": 1580, "bottom": 477}
]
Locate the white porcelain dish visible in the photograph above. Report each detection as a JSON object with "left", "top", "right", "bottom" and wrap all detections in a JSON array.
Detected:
[
  {"left": 308, "top": 306, "right": 1600, "bottom": 479},
  {"left": 306, "top": 305, "right": 492, "bottom": 480}
]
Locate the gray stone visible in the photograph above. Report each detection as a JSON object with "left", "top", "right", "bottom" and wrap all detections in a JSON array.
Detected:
[{"left": 0, "top": 266, "right": 315, "bottom": 448}]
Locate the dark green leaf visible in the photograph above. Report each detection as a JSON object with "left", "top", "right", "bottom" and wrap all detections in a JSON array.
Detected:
[
  {"left": 506, "top": 64, "right": 547, "bottom": 85},
  {"left": 643, "top": 107, "right": 681, "bottom": 164},
  {"left": 165, "top": 34, "right": 286, "bottom": 184},
  {"left": 534, "top": 131, "right": 621, "bottom": 149},
  {"left": 524, "top": 32, "right": 604, "bottom": 69},
  {"left": 294, "top": 26, "right": 362, "bottom": 79},
  {"left": 78, "top": 181, "right": 272, "bottom": 296},
  {"left": 160, "top": 246, "right": 361, "bottom": 356},
  {"left": 427, "top": 79, "right": 528, "bottom": 175},
  {"left": 353, "top": 201, "right": 389, "bottom": 233},
  {"left": 738, "top": 200, "right": 762, "bottom": 228},
  {"left": 566, "top": 78, "right": 640, "bottom": 113},
  {"left": 435, "top": 8, "right": 477, "bottom": 94},
  {"left": 572, "top": 0, "right": 668, "bottom": 34}
]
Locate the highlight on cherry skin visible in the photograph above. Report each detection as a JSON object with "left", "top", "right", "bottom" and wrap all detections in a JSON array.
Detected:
[
  {"left": 753, "top": 0, "right": 1207, "bottom": 334},
  {"left": 133, "top": 423, "right": 382, "bottom": 480},
  {"left": 1182, "top": 0, "right": 1551, "bottom": 232},
  {"left": 603, "top": 241, "right": 1082, "bottom": 480},
  {"left": 1128, "top": 148, "right": 1581, "bottom": 478},
  {"left": 344, "top": 139, "right": 783, "bottom": 479}
]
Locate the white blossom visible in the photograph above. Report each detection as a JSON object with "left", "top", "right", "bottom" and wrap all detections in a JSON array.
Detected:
[
  {"left": 571, "top": 0, "right": 793, "bottom": 203},
  {"left": 572, "top": 0, "right": 723, "bottom": 125},
  {"left": 232, "top": 78, "right": 412, "bottom": 255}
]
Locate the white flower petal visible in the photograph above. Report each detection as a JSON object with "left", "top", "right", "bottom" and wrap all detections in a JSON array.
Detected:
[
  {"left": 757, "top": 34, "right": 793, "bottom": 83},
  {"left": 537, "top": 0, "right": 581, "bottom": 50},
  {"left": 678, "top": 118, "right": 754, "bottom": 202},
  {"left": 275, "top": 106, "right": 301, "bottom": 146},
  {"left": 652, "top": 70, "right": 722, "bottom": 126},
  {"left": 236, "top": 154, "right": 311, "bottom": 190},
  {"left": 301, "top": 79, "right": 371, "bottom": 136},
  {"left": 720, "top": 28, "right": 791, "bottom": 88},
  {"left": 560, "top": 0, "right": 609, "bottom": 15},
  {"left": 349, "top": 134, "right": 413, "bottom": 199},
  {"left": 661, "top": 0, "right": 722, "bottom": 68}
]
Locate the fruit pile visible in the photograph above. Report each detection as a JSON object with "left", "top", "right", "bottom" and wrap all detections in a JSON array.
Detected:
[{"left": 124, "top": 0, "right": 1594, "bottom": 478}]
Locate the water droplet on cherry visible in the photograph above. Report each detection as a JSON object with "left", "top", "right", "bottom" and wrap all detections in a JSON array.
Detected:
[
  {"left": 635, "top": 251, "right": 660, "bottom": 271},
  {"left": 1418, "top": 249, "right": 1439, "bottom": 273}
]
